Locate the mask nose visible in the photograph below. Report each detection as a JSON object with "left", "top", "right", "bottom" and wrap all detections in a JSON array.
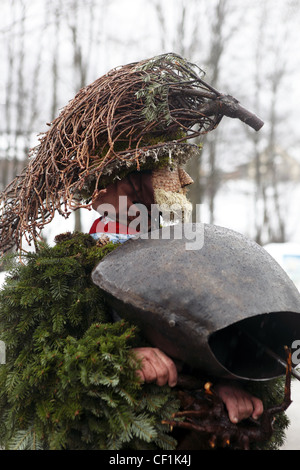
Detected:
[{"left": 178, "top": 168, "right": 194, "bottom": 188}]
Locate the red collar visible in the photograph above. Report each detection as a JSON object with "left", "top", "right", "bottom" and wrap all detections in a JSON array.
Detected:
[{"left": 89, "top": 217, "right": 138, "bottom": 235}]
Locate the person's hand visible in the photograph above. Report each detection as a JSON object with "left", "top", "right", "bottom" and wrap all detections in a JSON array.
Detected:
[
  {"left": 214, "top": 381, "right": 264, "bottom": 424},
  {"left": 132, "top": 347, "right": 178, "bottom": 387}
]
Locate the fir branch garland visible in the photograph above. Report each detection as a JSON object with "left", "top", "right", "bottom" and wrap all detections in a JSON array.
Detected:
[{"left": 0, "top": 232, "right": 180, "bottom": 450}]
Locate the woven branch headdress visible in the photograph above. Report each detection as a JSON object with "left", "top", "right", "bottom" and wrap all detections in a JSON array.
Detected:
[{"left": 0, "top": 53, "right": 263, "bottom": 254}]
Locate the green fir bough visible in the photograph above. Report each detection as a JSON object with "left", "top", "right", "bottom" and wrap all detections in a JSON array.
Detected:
[{"left": 0, "top": 232, "right": 179, "bottom": 450}]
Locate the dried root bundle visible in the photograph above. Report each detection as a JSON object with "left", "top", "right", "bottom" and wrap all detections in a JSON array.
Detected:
[
  {"left": 166, "top": 348, "right": 292, "bottom": 450},
  {"left": 0, "top": 53, "right": 263, "bottom": 254}
]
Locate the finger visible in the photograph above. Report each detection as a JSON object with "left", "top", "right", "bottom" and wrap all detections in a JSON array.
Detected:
[
  {"left": 140, "top": 359, "right": 158, "bottom": 384},
  {"left": 153, "top": 349, "right": 178, "bottom": 387},
  {"left": 133, "top": 349, "right": 158, "bottom": 383},
  {"left": 142, "top": 348, "right": 170, "bottom": 386},
  {"left": 236, "top": 395, "right": 254, "bottom": 422},
  {"left": 224, "top": 395, "right": 240, "bottom": 424},
  {"left": 251, "top": 396, "right": 264, "bottom": 420},
  {"left": 214, "top": 384, "right": 239, "bottom": 423}
]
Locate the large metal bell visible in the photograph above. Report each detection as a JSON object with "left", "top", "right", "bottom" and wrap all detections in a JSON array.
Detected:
[{"left": 92, "top": 223, "right": 300, "bottom": 381}]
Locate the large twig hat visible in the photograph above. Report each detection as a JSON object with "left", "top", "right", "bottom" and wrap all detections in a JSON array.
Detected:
[{"left": 0, "top": 53, "right": 263, "bottom": 254}]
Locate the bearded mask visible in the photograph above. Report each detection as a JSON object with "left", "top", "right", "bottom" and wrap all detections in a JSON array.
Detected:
[{"left": 92, "top": 165, "right": 194, "bottom": 231}]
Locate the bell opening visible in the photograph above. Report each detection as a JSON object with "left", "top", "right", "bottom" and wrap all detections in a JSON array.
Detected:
[{"left": 208, "top": 311, "right": 300, "bottom": 381}]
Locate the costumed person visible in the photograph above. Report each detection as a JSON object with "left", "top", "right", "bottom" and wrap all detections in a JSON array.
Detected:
[
  {"left": 2, "top": 53, "right": 293, "bottom": 450},
  {"left": 88, "top": 163, "right": 264, "bottom": 426}
]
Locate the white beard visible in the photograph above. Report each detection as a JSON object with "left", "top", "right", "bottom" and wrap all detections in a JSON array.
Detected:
[{"left": 154, "top": 188, "right": 193, "bottom": 225}]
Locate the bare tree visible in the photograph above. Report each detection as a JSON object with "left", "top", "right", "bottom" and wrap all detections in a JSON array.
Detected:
[
  {"left": 66, "top": 0, "right": 105, "bottom": 231},
  {"left": 152, "top": 0, "right": 207, "bottom": 220},
  {"left": 203, "top": 0, "right": 228, "bottom": 223},
  {"left": 1, "top": 0, "right": 28, "bottom": 190},
  {"left": 249, "top": 0, "right": 293, "bottom": 244},
  {"left": 49, "top": 0, "right": 62, "bottom": 121},
  {"left": 151, "top": 0, "right": 243, "bottom": 223},
  {"left": 200, "top": 0, "right": 246, "bottom": 224},
  {"left": 2, "top": 1, "right": 16, "bottom": 190}
]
